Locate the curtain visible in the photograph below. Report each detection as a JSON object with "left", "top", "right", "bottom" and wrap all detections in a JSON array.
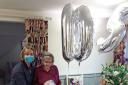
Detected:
[
  {"left": 124, "top": 42, "right": 128, "bottom": 62},
  {"left": 22, "top": 18, "right": 48, "bottom": 59}
]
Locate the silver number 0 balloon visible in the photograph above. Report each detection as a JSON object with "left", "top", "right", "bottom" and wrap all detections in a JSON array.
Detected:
[{"left": 61, "top": 3, "right": 93, "bottom": 63}]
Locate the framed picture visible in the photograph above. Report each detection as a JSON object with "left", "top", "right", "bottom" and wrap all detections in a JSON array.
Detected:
[{"left": 67, "top": 75, "right": 83, "bottom": 85}]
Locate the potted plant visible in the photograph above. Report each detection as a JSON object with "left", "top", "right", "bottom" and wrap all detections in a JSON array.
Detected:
[{"left": 101, "top": 63, "right": 128, "bottom": 85}]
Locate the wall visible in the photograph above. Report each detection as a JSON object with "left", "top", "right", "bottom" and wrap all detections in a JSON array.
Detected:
[{"left": 0, "top": 9, "right": 113, "bottom": 76}]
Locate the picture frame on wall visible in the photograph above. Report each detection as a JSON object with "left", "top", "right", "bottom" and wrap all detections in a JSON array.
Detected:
[{"left": 67, "top": 75, "right": 83, "bottom": 85}]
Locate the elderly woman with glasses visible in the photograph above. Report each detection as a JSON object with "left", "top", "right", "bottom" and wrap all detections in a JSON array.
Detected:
[{"left": 34, "top": 52, "right": 61, "bottom": 85}]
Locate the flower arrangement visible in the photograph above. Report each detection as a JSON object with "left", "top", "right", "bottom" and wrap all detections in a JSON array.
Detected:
[{"left": 101, "top": 63, "right": 128, "bottom": 85}]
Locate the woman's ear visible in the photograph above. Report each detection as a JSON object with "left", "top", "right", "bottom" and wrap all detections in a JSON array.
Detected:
[
  {"left": 19, "top": 53, "right": 24, "bottom": 61},
  {"left": 41, "top": 58, "right": 44, "bottom": 64},
  {"left": 20, "top": 49, "right": 25, "bottom": 60}
]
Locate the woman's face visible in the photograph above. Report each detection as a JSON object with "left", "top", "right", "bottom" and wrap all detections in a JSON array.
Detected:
[
  {"left": 42, "top": 56, "right": 53, "bottom": 71},
  {"left": 22, "top": 48, "right": 35, "bottom": 63}
]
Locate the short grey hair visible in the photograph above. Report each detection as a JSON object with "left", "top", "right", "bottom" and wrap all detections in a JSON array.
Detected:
[{"left": 42, "top": 52, "right": 54, "bottom": 62}]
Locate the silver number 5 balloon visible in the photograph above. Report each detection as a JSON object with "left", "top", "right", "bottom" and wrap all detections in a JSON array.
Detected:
[
  {"left": 97, "top": 3, "right": 128, "bottom": 53},
  {"left": 61, "top": 3, "right": 94, "bottom": 64}
]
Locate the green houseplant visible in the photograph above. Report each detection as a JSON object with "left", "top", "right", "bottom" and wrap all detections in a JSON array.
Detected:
[{"left": 101, "top": 63, "right": 128, "bottom": 85}]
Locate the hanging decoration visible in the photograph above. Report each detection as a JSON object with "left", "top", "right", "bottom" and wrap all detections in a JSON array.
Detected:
[
  {"left": 113, "top": 41, "right": 125, "bottom": 65},
  {"left": 61, "top": 3, "right": 93, "bottom": 64},
  {"left": 22, "top": 18, "right": 48, "bottom": 66}
]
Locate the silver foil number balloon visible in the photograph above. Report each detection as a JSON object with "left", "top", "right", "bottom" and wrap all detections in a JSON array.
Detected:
[
  {"left": 61, "top": 4, "right": 74, "bottom": 63},
  {"left": 61, "top": 4, "right": 93, "bottom": 63},
  {"left": 97, "top": 3, "right": 128, "bottom": 53}
]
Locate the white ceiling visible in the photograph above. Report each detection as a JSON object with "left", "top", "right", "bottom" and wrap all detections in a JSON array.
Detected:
[
  {"left": 0, "top": 0, "right": 91, "bottom": 11},
  {"left": 0, "top": 0, "right": 126, "bottom": 11},
  {"left": 0, "top": 0, "right": 126, "bottom": 20}
]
